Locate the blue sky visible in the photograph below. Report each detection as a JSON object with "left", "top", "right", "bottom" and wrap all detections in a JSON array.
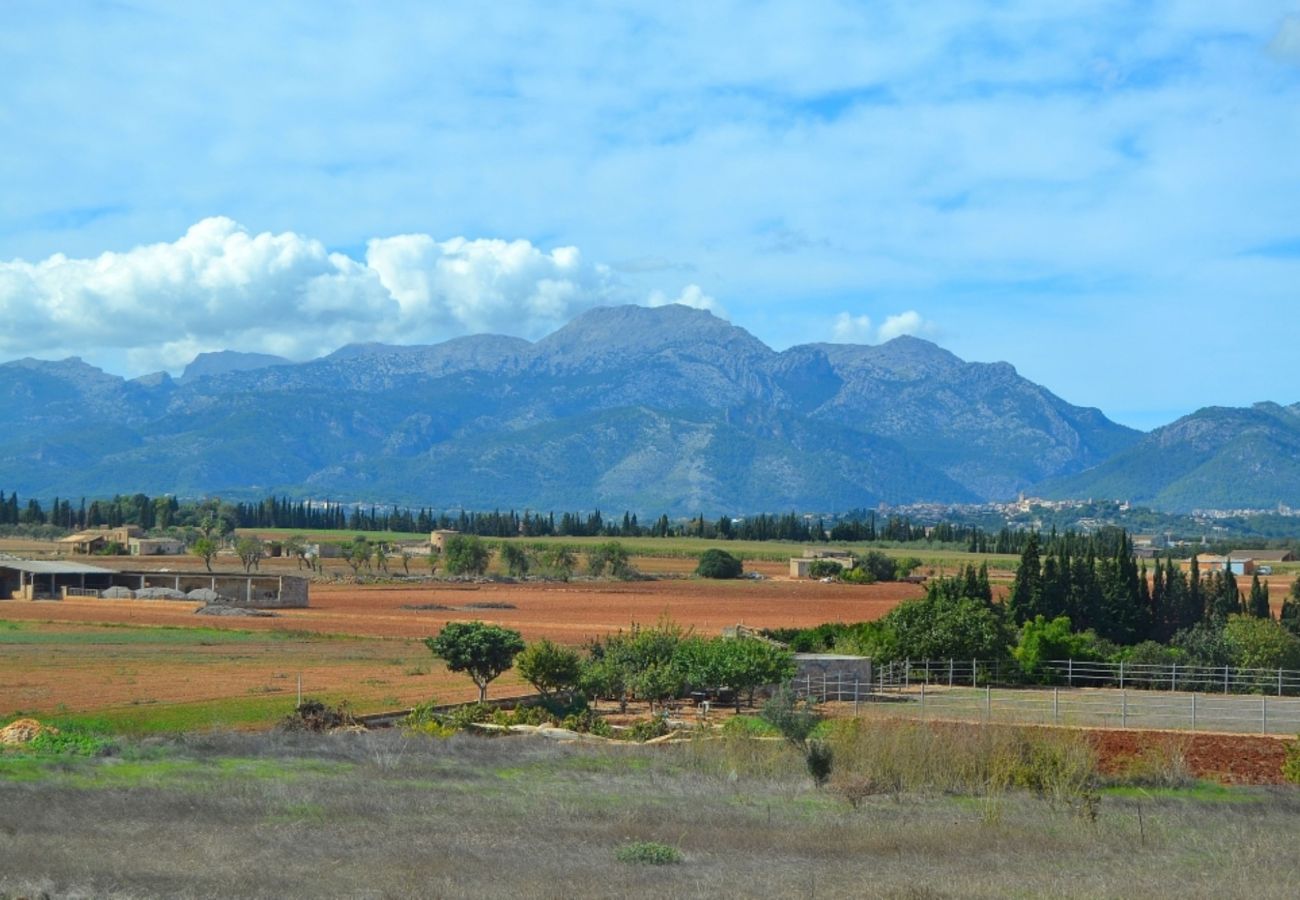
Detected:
[{"left": 2, "top": 2, "right": 1298, "bottom": 430}]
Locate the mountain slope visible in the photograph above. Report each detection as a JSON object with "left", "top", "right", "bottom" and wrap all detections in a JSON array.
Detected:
[
  {"left": 0, "top": 305, "right": 1144, "bottom": 514},
  {"left": 1038, "top": 402, "right": 1300, "bottom": 512}
]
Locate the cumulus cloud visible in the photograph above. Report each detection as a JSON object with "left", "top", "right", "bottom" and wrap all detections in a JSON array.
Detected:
[
  {"left": 647, "top": 283, "right": 727, "bottom": 317},
  {"left": 831, "top": 313, "right": 873, "bottom": 342},
  {"left": 877, "top": 310, "right": 934, "bottom": 341},
  {"left": 0, "top": 218, "right": 704, "bottom": 375},
  {"left": 831, "top": 310, "right": 934, "bottom": 343}
]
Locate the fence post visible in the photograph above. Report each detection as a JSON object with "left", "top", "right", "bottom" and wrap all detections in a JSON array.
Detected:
[
  {"left": 1171, "top": 662, "right": 1176, "bottom": 692},
  {"left": 1191, "top": 693, "right": 1197, "bottom": 731},
  {"left": 925, "top": 659, "right": 930, "bottom": 684},
  {"left": 905, "top": 659, "right": 910, "bottom": 690},
  {"left": 1279, "top": 669, "right": 1284, "bottom": 698},
  {"left": 985, "top": 684, "right": 991, "bottom": 722},
  {"left": 1262, "top": 695, "right": 1268, "bottom": 734},
  {"left": 1068, "top": 658, "right": 1073, "bottom": 688},
  {"left": 972, "top": 658, "right": 977, "bottom": 688},
  {"left": 920, "top": 681, "right": 926, "bottom": 719},
  {"left": 1224, "top": 665, "right": 1230, "bottom": 695},
  {"left": 1119, "top": 660, "right": 1125, "bottom": 690},
  {"left": 1053, "top": 687, "right": 1059, "bottom": 726},
  {"left": 949, "top": 658, "right": 954, "bottom": 687},
  {"left": 1121, "top": 689, "right": 1128, "bottom": 728}
]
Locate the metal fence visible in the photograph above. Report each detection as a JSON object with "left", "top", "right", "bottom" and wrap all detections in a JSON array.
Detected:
[
  {"left": 788, "top": 663, "right": 1300, "bottom": 736},
  {"left": 874, "top": 658, "right": 1300, "bottom": 697},
  {"left": 863, "top": 684, "right": 1300, "bottom": 736}
]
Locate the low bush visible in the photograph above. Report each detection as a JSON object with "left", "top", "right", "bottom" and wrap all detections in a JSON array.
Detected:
[
  {"left": 621, "top": 717, "right": 671, "bottom": 742},
  {"left": 1283, "top": 736, "right": 1300, "bottom": 785},
  {"left": 281, "top": 699, "right": 356, "bottom": 732},
  {"left": 695, "top": 549, "right": 743, "bottom": 579},
  {"left": 615, "top": 841, "right": 682, "bottom": 865},
  {"left": 27, "top": 728, "right": 116, "bottom": 757}
]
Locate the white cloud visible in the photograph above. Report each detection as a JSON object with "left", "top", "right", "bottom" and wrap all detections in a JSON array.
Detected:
[
  {"left": 830, "top": 310, "right": 934, "bottom": 343},
  {"left": 0, "top": 218, "right": 705, "bottom": 374},
  {"left": 647, "top": 283, "right": 727, "bottom": 317},
  {"left": 831, "top": 313, "right": 872, "bottom": 342},
  {"left": 878, "top": 310, "right": 934, "bottom": 341}
]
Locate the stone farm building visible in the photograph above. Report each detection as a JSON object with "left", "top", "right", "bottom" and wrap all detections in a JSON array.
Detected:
[{"left": 0, "top": 558, "right": 308, "bottom": 608}]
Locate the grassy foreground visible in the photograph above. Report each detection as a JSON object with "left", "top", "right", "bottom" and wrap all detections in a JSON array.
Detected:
[{"left": 2, "top": 720, "right": 1297, "bottom": 898}]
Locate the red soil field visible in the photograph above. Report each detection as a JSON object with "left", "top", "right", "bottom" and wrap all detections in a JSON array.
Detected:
[
  {"left": 0, "top": 577, "right": 925, "bottom": 643},
  {"left": 1088, "top": 728, "right": 1292, "bottom": 785}
]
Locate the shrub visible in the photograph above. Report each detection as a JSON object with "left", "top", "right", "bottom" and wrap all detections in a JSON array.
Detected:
[
  {"left": 836, "top": 566, "right": 876, "bottom": 584},
  {"left": 1284, "top": 736, "right": 1300, "bottom": 785},
  {"left": 615, "top": 841, "right": 682, "bottom": 865},
  {"left": 28, "top": 728, "right": 115, "bottom": 757},
  {"left": 807, "top": 559, "right": 845, "bottom": 579},
  {"left": 622, "top": 717, "right": 671, "bottom": 742},
  {"left": 695, "top": 549, "right": 743, "bottom": 579},
  {"left": 281, "top": 699, "right": 356, "bottom": 732}
]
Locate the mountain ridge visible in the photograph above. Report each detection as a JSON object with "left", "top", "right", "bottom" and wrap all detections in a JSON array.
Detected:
[{"left": 0, "top": 304, "right": 1158, "bottom": 513}]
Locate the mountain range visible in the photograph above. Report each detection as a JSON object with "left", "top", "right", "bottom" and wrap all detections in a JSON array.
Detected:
[{"left": 0, "top": 304, "right": 1289, "bottom": 515}]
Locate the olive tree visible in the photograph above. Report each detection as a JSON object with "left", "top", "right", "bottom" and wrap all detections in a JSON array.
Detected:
[{"left": 444, "top": 534, "right": 491, "bottom": 576}]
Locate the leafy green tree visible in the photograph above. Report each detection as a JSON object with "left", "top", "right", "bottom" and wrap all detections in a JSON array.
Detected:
[
  {"left": 858, "top": 550, "right": 897, "bottom": 582},
  {"left": 191, "top": 536, "right": 218, "bottom": 573},
  {"left": 425, "top": 622, "right": 526, "bottom": 702},
  {"left": 1222, "top": 614, "right": 1300, "bottom": 671},
  {"left": 342, "top": 537, "right": 371, "bottom": 575},
  {"left": 1013, "top": 615, "right": 1102, "bottom": 679},
  {"left": 234, "top": 535, "right": 264, "bottom": 573},
  {"left": 883, "top": 576, "right": 1013, "bottom": 661},
  {"left": 500, "top": 543, "right": 532, "bottom": 578},
  {"left": 516, "top": 638, "right": 583, "bottom": 699},
  {"left": 695, "top": 548, "right": 743, "bottom": 579},
  {"left": 443, "top": 534, "right": 491, "bottom": 576}
]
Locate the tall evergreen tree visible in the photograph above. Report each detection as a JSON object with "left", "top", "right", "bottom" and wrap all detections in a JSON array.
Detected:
[
  {"left": 1249, "top": 573, "right": 1271, "bottom": 619},
  {"left": 1007, "top": 534, "right": 1042, "bottom": 624}
]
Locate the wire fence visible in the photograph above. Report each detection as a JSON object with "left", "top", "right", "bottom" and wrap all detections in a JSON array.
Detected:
[
  {"left": 788, "top": 669, "right": 1300, "bottom": 736},
  {"left": 873, "top": 658, "right": 1300, "bottom": 697}
]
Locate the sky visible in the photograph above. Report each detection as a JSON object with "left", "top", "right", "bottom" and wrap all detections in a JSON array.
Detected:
[{"left": 2, "top": 2, "right": 1298, "bottom": 431}]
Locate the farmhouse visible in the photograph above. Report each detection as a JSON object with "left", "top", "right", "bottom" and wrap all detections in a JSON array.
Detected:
[
  {"left": 128, "top": 537, "right": 186, "bottom": 556},
  {"left": 430, "top": 529, "right": 459, "bottom": 550},
  {"left": 1198, "top": 554, "right": 1257, "bottom": 576},
  {"left": 0, "top": 558, "right": 308, "bottom": 607},
  {"left": 57, "top": 526, "right": 143, "bottom": 555}
]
